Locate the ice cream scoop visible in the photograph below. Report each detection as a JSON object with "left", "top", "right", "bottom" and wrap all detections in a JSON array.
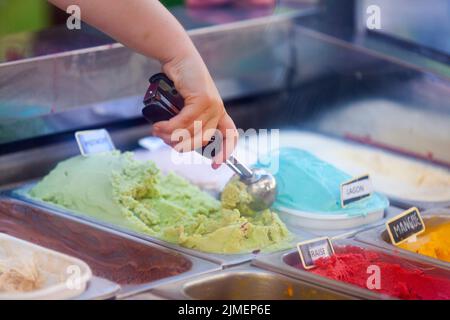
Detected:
[
  {"left": 221, "top": 168, "right": 277, "bottom": 213},
  {"left": 143, "top": 73, "right": 277, "bottom": 211}
]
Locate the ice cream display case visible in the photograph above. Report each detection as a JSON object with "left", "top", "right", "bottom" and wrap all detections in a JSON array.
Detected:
[
  {"left": 143, "top": 265, "right": 358, "bottom": 300},
  {"left": 355, "top": 208, "right": 450, "bottom": 270},
  {"left": 0, "top": 197, "right": 220, "bottom": 299},
  {"left": 235, "top": 131, "right": 450, "bottom": 211},
  {"left": 253, "top": 239, "right": 450, "bottom": 300},
  {"left": 8, "top": 180, "right": 314, "bottom": 267},
  {"left": 0, "top": 2, "right": 449, "bottom": 301}
]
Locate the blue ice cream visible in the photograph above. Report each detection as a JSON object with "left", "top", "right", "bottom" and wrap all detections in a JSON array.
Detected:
[{"left": 255, "top": 148, "right": 389, "bottom": 216}]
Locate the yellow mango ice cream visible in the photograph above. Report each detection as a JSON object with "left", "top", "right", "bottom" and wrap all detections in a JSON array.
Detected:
[
  {"left": 398, "top": 222, "right": 450, "bottom": 262},
  {"left": 29, "top": 151, "right": 291, "bottom": 254}
]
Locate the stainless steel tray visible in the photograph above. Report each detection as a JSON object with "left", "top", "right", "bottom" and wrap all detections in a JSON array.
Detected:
[
  {"left": 253, "top": 238, "right": 450, "bottom": 300},
  {"left": 74, "top": 276, "right": 121, "bottom": 300},
  {"left": 0, "top": 197, "right": 220, "bottom": 299},
  {"left": 123, "top": 292, "right": 166, "bottom": 300},
  {"left": 355, "top": 208, "right": 450, "bottom": 271},
  {"left": 148, "top": 264, "right": 356, "bottom": 300},
  {"left": 8, "top": 184, "right": 314, "bottom": 267}
]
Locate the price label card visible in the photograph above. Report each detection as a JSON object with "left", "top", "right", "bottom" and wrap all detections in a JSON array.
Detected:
[
  {"left": 297, "top": 237, "right": 334, "bottom": 270},
  {"left": 340, "top": 174, "right": 373, "bottom": 207},
  {"left": 386, "top": 207, "right": 425, "bottom": 245},
  {"left": 75, "top": 129, "right": 115, "bottom": 156}
]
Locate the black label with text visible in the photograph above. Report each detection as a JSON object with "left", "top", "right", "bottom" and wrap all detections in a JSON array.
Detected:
[{"left": 386, "top": 207, "right": 425, "bottom": 245}]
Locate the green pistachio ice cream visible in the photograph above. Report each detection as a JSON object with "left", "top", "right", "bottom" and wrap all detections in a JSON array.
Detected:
[
  {"left": 29, "top": 151, "right": 291, "bottom": 254},
  {"left": 221, "top": 176, "right": 258, "bottom": 217}
]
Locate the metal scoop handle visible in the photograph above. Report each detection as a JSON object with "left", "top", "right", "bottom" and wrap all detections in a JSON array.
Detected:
[{"left": 226, "top": 156, "right": 253, "bottom": 179}]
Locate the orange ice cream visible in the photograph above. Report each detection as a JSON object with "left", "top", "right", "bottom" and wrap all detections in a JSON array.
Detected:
[{"left": 399, "top": 222, "right": 450, "bottom": 263}]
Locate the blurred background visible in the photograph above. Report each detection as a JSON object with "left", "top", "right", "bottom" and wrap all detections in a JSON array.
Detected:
[{"left": 0, "top": 0, "right": 184, "bottom": 36}]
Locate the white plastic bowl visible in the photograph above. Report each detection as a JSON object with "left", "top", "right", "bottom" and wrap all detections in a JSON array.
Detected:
[{"left": 0, "top": 233, "right": 92, "bottom": 300}]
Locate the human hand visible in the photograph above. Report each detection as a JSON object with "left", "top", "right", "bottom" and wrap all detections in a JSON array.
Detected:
[{"left": 152, "top": 50, "right": 238, "bottom": 169}]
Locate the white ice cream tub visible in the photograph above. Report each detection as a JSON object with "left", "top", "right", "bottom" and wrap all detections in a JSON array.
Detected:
[{"left": 0, "top": 233, "right": 92, "bottom": 300}]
